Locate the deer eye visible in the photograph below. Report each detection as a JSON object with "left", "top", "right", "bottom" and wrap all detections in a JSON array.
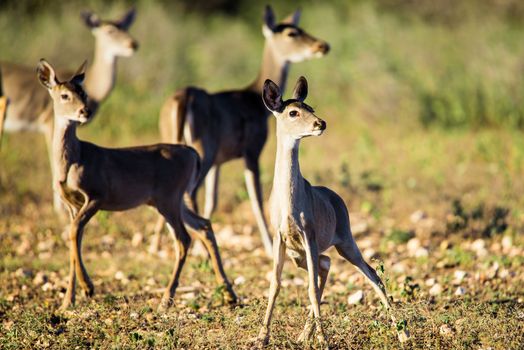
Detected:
[
  {"left": 289, "top": 110, "right": 298, "bottom": 117},
  {"left": 60, "top": 93, "right": 70, "bottom": 101},
  {"left": 287, "top": 31, "right": 299, "bottom": 38}
]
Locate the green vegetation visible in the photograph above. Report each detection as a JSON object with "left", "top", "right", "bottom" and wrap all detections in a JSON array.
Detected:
[{"left": 1, "top": 1, "right": 524, "bottom": 349}]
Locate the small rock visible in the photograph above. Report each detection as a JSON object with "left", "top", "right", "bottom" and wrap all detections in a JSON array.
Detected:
[
  {"left": 470, "top": 239, "right": 485, "bottom": 252},
  {"left": 41, "top": 282, "right": 53, "bottom": 292},
  {"left": 407, "top": 238, "right": 421, "bottom": 254},
  {"left": 131, "top": 232, "right": 144, "bottom": 247},
  {"left": 439, "top": 324, "right": 454, "bottom": 337},
  {"left": 454, "top": 286, "right": 466, "bottom": 296},
  {"left": 453, "top": 270, "right": 467, "bottom": 284},
  {"left": 293, "top": 277, "right": 305, "bottom": 286},
  {"left": 415, "top": 247, "right": 429, "bottom": 258},
  {"left": 425, "top": 278, "right": 436, "bottom": 287},
  {"left": 130, "top": 312, "right": 139, "bottom": 320},
  {"left": 146, "top": 277, "right": 156, "bottom": 286},
  {"left": 15, "top": 268, "right": 33, "bottom": 278},
  {"left": 101, "top": 235, "right": 115, "bottom": 247},
  {"left": 352, "top": 221, "right": 369, "bottom": 234},
  {"left": 429, "top": 283, "right": 443, "bottom": 296},
  {"left": 234, "top": 276, "right": 246, "bottom": 285},
  {"left": 398, "top": 329, "right": 410, "bottom": 343},
  {"left": 16, "top": 239, "right": 31, "bottom": 256},
  {"left": 347, "top": 290, "right": 364, "bottom": 305},
  {"left": 363, "top": 248, "right": 377, "bottom": 260},
  {"left": 114, "top": 271, "right": 125, "bottom": 280},
  {"left": 410, "top": 210, "right": 427, "bottom": 224},
  {"left": 501, "top": 236, "right": 512, "bottom": 252},
  {"left": 33, "top": 272, "right": 48, "bottom": 286}
]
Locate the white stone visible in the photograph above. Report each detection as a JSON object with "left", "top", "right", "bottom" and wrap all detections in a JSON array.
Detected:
[
  {"left": 425, "top": 278, "right": 436, "bottom": 287},
  {"left": 454, "top": 286, "right": 466, "bottom": 296},
  {"left": 33, "top": 272, "right": 48, "bottom": 286},
  {"left": 429, "top": 283, "right": 443, "bottom": 296},
  {"left": 501, "top": 236, "right": 512, "bottom": 251},
  {"left": 130, "top": 312, "right": 139, "bottom": 320},
  {"left": 234, "top": 276, "right": 246, "bottom": 285},
  {"left": 410, "top": 210, "right": 427, "bottom": 223},
  {"left": 347, "top": 290, "right": 364, "bottom": 305},
  {"left": 131, "top": 232, "right": 144, "bottom": 247},
  {"left": 415, "top": 247, "right": 429, "bottom": 258},
  {"left": 470, "top": 239, "right": 486, "bottom": 252},
  {"left": 114, "top": 271, "right": 125, "bottom": 280},
  {"left": 453, "top": 270, "right": 467, "bottom": 284},
  {"left": 439, "top": 324, "right": 454, "bottom": 337}
]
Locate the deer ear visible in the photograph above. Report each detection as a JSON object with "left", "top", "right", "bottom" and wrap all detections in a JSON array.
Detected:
[
  {"left": 71, "top": 60, "right": 87, "bottom": 85},
  {"left": 37, "top": 59, "right": 58, "bottom": 89},
  {"left": 81, "top": 11, "right": 101, "bottom": 28},
  {"left": 292, "top": 76, "right": 308, "bottom": 102},
  {"left": 117, "top": 7, "right": 136, "bottom": 30},
  {"left": 262, "top": 79, "right": 283, "bottom": 112},
  {"left": 262, "top": 5, "right": 276, "bottom": 37},
  {"left": 282, "top": 8, "right": 301, "bottom": 26}
]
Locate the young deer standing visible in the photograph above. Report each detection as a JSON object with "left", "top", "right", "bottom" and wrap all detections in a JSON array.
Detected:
[
  {"left": 37, "top": 59, "right": 236, "bottom": 311},
  {"left": 154, "top": 6, "right": 330, "bottom": 256},
  {"left": 1, "top": 8, "right": 138, "bottom": 213},
  {"left": 257, "top": 77, "right": 406, "bottom": 347}
]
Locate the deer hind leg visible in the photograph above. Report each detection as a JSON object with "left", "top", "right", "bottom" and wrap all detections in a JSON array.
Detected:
[
  {"left": 0, "top": 96, "right": 7, "bottom": 148},
  {"left": 244, "top": 156, "right": 273, "bottom": 257},
  {"left": 157, "top": 202, "right": 192, "bottom": 311},
  {"left": 203, "top": 164, "right": 220, "bottom": 219},
  {"left": 297, "top": 254, "right": 331, "bottom": 343},
  {"left": 257, "top": 232, "right": 286, "bottom": 346},
  {"left": 182, "top": 206, "right": 236, "bottom": 304},
  {"left": 60, "top": 198, "right": 99, "bottom": 311}
]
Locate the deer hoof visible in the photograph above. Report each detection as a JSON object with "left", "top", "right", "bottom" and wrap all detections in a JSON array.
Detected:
[{"left": 256, "top": 328, "right": 270, "bottom": 347}]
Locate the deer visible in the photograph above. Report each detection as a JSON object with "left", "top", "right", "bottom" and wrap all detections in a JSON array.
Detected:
[
  {"left": 1, "top": 8, "right": 139, "bottom": 213},
  {"left": 36, "top": 59, "right": 237, "bottom": 311},
  {"left": 153, "top": 5, "right": 330, "bottom": 256},
  {"left": 256, "top": 77, "right": 409, "bottom": 347}
]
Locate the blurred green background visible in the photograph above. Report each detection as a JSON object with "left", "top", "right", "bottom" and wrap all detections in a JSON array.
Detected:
[{"left": 2, "top": 0, "right": 524, "bottom": 137}]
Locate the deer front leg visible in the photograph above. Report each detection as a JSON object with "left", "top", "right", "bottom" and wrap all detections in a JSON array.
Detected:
[
  {"left": 203, "top": 165, "right": 220, "bottom": 219},
  {"left": 304, "top": 237, "right": 328, "bottom": 348},
  {"left": 258, "top": 232, "right": 286, "bottom": 346},
  {"left": 60, "top": 199, "right": 99, "bottom": 311},
  {"left": 244, "top": 157, "right": 273, "bottom": 257}
]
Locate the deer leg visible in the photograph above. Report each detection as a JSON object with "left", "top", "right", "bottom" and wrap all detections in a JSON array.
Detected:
[
  {"left": 60, "top": 199, "right": 99, "bottom": 311},
  {"left": 298, "top": 254, "right": 331, "bottom": 343},
  {"left": 244, "top": 157, "right": 273, "bottom": 257},
  {"left": 182, "top": 206, "right": 236, "bottom": 303},
  {"left": 148, "top": 216, "right": 166, "bottom": 254},
  {"left": 203, "top": 165, "right": 220, "bottom": 219},
  {"left": 0, "top": 96, "right": 8, "bottom": 149},
  {"left": 43, "top": 125, "right": 67, "bottom": 219},
  {"left": 257, "top": 232, "right": 286, "bottom": 346},
  {"left": 303, "top": 238, "right": 328, "bottom": 348},
  {"left": 158, "top": 207, "right": 191, "bottom": 311}
]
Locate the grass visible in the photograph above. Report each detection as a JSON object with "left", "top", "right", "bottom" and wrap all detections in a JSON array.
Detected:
[{"left": 2, "top": 0, "right": 524, "bottom": 349}]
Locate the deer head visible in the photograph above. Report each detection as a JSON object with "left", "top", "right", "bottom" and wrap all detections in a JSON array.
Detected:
[
  {"left": 263, "top": 76, "right": 326, "bottom": 139},
  {"left": 262, "top": 6, "right": 330, "bottom": 63},
  {"left": 81, "top": 7, "right": 139, "bottom": 58},
  {"left": 37, "top": 59, "right": 91, "bottom": 123}
]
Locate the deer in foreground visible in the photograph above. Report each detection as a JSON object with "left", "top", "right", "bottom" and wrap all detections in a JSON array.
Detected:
[
  {"left": 257, "top": 77, "right": 408, "bottom": 347},
  {"left": 1, "top": 8, "right": 138, "bottom": 213},
  {"left": 153, "top": 5, "right": 330, "bottom": 256},
  {"left": 36, "top": 59, "right": 236, "bottom": 311}
]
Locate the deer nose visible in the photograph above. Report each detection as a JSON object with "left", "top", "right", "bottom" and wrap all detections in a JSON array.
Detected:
[
  {"left": 315, "top": 41, "right": 330, "bottom": 54},
  {"left": 314, "top": 119, "right": 326, "bottom": 131},
  {"left": 130, "top": 40, "right": 139, "bottom": 51}
]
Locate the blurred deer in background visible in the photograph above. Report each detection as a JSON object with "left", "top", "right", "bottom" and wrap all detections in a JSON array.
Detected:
[
  {"left": 0, "top": 68, "right": 8, "bottom": 146},
  {"left": 37, "top": 59, "right": 236, "bottom": 311},
  {"left": 154, "top": 5, "right": 330, "bottom": 256},
  {"left": 257, "top": 77, "right": 408, "bottom": 347},
  {"left": 0, "top": 8, "right": 138, "bottom": 213}
]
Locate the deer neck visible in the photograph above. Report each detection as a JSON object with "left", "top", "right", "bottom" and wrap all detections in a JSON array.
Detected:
[
  {"left": 249, "top": 42, "right": 290, "bottom": 95},
  {"left": 84, "top": 41, "right": 117, "bottom": 104},
  {"left": 272, "top": 129, "right": 304, "bottom": 216},
  {"left": 52, "top": 117, "right": 81, "bottom": 183}
]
